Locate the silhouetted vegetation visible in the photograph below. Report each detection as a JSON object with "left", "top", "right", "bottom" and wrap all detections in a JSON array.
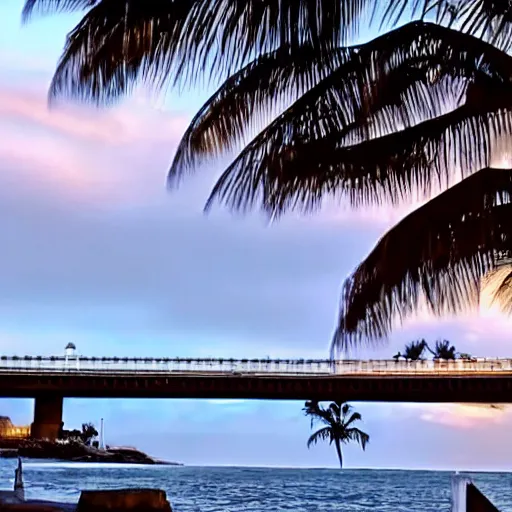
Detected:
[
  {"left": 81, "top": 423, "right": 99, "bottom": 445},
  {"left": 303, "top": 400, "right": 369, "bottom": 468},
  {"left": 22, "top": 1, "right": 512, "bottom": 353},
  {"left": 59, "top": 422, "right": 98, "bottom": 445},
  {"left": 430, "top": 340, "right": 457, "bottom": 360},
  {"left": 394, "top": 339, "right": 459, "bottom": 360},
  {"left": 403, "top": 340, "right": 428, "bottom": 361}
]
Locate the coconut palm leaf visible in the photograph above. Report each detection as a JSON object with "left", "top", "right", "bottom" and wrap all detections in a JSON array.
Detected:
[
  {"left": 307, "top": 426, "right": 332, "bottom": 448},
  {"left": 23, "top": 0, "right": 380, "bottom": 104},
  {"left": 22, "top": 0, "right": 99, "bottom": 19},
  {"left": 344, "top": 411, "right": 363, "bottom": 428},
  {"left": 482, "top": 264, "right": 512, "bottom": 313},
  {"left": 169, "top": 27, "right": 419, "bottom": 175},
  {"left": 303, "top": 399, "right": 328, "bottom": 427},
  {"left": 380, "top": 0, "right": 445, "bottom": 27},
  {"left": 169, "top": 43, "right": 351, "bottom": 186},
  {"left": 455, "top": 0, "right": 512, "bottom": 51},
  {"left": 383, "top": 0, "right": 512, "bottom": 47},
  {"left": 346, "top": 427, "right": 370, "bottom": 450},
  {"left": 170, "top": 21, "right": 512, "bottom": 207},
  {"left": 329, "top": 401, "right": 345, "bottom": 422},
  {"left": 332, "top": 166, "right": 512, "bottom": 351},
  {"left": 206, "top": 100, "right": 512, "bottom": 219},
  {"left": 196, "top": 29, "right": 512, "bottom": 217},
  {"left": 23, "top": 0, "right": 512, "bottom": 106}
]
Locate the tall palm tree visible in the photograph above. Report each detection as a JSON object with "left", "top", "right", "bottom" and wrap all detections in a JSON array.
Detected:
[
  {"left": 303, "top": 400, "right": 369, "bottom": 468},
  {"left": 22, "top": 1, "right": 512, "bottom": 351}
]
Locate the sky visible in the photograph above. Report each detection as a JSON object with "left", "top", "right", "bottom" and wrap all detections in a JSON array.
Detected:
[{"left": 1, "top": 0, "right": 512, "bottom": 471}]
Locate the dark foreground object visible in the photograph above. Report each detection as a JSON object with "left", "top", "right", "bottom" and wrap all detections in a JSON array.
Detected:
[
  {"left": 77, "top": 489, "right": 172, "bottom": 512},
  {"left": 452, "top": 474, "right": 501, "bottom": 512},
  {"left": 0, "top": 489, "right": 172, "bottom": 512},
  {"left": 467, "top": 483, "right": 500, "bottom": 512},
  {"left": 0, "top": 462, "right": 173, "bottom": 512}
]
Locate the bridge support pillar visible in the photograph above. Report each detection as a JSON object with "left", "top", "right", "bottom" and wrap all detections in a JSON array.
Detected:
[{"left": 31, "top": 396, "right": 63, "bottom": 441}]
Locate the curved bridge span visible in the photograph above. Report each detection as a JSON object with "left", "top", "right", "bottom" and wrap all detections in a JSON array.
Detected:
[{"left": 2, "top": 355, "right": 512, "bottom": 440}]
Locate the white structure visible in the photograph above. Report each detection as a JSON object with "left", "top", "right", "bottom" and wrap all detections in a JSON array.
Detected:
[
  {"left": 451, "top": 472, "right": 472, "bottom": 511},
  {"left": 64, "top": 343, "right": 80, "bottom": 370},
  {"left": 65, "top": 343, "right": 76, "bottom": 358},
  {"left": 99, "top": 418, "right": 105, "bottom": 450}
]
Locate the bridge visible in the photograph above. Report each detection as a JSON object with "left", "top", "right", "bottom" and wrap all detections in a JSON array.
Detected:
[{"left": 2, "top": 344, "right": 512, "bottom": 440}]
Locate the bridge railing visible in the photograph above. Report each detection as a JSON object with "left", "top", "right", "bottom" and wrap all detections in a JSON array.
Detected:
[
  {"left": 0, "top": 356, "right": 511, "bottom": 374},
  {"left": 0, "top": 356, "right": 334, "bottom": 374}
]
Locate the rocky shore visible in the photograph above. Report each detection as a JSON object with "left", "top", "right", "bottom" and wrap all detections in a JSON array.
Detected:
[{"left": 0, "top": 440, "right": 181, "bottom": 465}]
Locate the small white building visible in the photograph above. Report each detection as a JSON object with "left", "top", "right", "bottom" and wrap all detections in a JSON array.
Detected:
[
  {"left": 65, "top": 343, "right": 76, "bottom": 358},
  {"left": 64, "top": 343, "right": 80, "bottom": 370}
]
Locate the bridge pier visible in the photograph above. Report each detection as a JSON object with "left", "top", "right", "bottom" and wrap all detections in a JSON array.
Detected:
[{"left": 31, "top": 396, "right": 63, "bottom": 441}]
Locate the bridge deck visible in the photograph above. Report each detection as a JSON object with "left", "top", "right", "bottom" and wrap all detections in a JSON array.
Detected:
[
  {"left": 2, "top": 357, "right": 512, "bottom": 402},
  {"left": 0, "top": 357, "right": 512, "bottom": 402}
]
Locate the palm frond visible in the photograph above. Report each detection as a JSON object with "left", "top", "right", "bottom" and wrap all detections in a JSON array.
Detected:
[
  {"left": 346, "top": 427, "right": 370, "bottom": 450},
  {"left": 344, "top": 411, "right": 362, "bottom": 428},
  {"left": 199, "top": 22, "right": 512, "bottom": 217},
  {"left": 30, "top": 0, "right": 377, "bottom": 104},
  {"left": 303, "top": 400, "right": 331, "bottom": 428},
  {"left": 21, "top": 0, "right": 98, "bottom": 21},
  {"left": 48, "top": 0, "right": 195, "bottom": 105},
  {"left": 329, "top": 401, "right": 343, "bottom": 420},
  {"left": 332, "top": 166, "right": 512, "bottom": 351},
  {"left": 307, "top": 426, "right": 332, "bottom": 448},
  {"left": 380, "top": 0, "right": 442, "bottom": 27},
  {"left": 206, "top": 99, "right": 512, "bottom": 219},
  {"left": 456, "top": 0, "right": 512, "bottom": 51},
  {"left": 170, "top": 20, "right": 479, "bottom": 182},
  {"left": 168, "top": 43, "right": 350, "bottom": 187},
  {"left": 384, "top": 0, "right": 512, "bottom": 51},
  {"left": 483, "top": 264, "right": 512, "bottom": 314},
  {"left": 340, "top": 402, "right": 351, "bottom": 417}
]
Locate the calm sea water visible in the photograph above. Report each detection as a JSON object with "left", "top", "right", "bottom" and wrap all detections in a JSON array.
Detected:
[{"left": 1, "top": 460, "right": 512, "bottom": 511}]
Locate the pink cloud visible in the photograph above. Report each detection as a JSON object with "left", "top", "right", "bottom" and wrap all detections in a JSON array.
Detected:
[
  {"left": 0, "top": 87, "right": 189, "bottom": 145},
  {"left": 402, "top": 403, "right": 508, "bottom": 429},
  {"left": 0, "top": 83, "right": 191, "bottom": 207}
]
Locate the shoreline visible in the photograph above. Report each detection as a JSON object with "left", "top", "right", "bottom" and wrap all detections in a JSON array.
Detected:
[{"left": 0, "top": 440, "right": 183, "bottom": 466}]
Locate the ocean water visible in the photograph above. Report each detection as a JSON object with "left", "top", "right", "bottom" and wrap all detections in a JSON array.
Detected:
[{"left": 1, "top": 460, "right": 512, "bottom": 511}]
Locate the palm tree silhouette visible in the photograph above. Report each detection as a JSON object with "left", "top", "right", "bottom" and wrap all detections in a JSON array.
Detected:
[
  {"left": 22, "top": 1, "right": 512, "bottom": 351},
  {"left": 402, "top": 340, "right": 428, "bottom": 361},
  {"left": 430, "top": 339, "right": 457, "bottom": 360},
  {"left": 395, "top": 339, "right": 458, "bottom": 360},
  {"left": 303, "top": 400, "right": 369, "bottom": 468}
]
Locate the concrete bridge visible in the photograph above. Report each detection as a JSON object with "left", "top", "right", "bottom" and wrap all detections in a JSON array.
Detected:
[{"left": 2, "top": 344, "right": 512, "bottom": 440}]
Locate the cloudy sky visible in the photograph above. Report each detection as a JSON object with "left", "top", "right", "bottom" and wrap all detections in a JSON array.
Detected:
[{"left": 1, "top": 0, "right": 512, "bottom": 471}]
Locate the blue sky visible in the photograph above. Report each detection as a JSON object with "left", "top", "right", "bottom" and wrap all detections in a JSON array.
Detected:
[{"left": 1, "top": 0, "right": 512, "bottom": 470}]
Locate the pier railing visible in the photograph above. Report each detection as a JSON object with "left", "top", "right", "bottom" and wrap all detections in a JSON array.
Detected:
[{"left": 0, "top": 356, "right": 511, "bottom": 375}]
